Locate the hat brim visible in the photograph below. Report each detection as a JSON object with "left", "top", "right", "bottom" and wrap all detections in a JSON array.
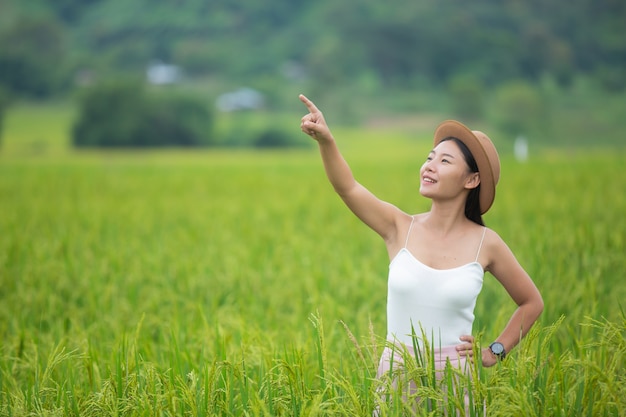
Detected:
[{"left": 433, "top": 120, "right": 499, "bottom": 214}]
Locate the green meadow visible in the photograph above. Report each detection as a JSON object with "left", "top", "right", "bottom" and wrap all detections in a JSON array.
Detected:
[{"left": 1, "top": 102, "right": 625, "bottom": 416}]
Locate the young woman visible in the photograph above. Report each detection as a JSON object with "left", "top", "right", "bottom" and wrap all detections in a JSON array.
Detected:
[{"left": 299, "top": 94, "right": 543, "bottom": 403}]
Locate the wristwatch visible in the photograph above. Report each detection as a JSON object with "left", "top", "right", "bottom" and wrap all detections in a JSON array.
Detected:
[{"left": 489, "top": 342, "right": 506, "bottom": 360}]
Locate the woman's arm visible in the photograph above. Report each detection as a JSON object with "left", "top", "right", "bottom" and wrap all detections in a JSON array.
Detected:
[
  {"left": 480, "top": 230, "right": 544, "bottom": 367},
  {"left": 299, "top": 94, "right": 405, "bottom": 241},
  {"left": 457, "top": 230, "right": 543, "bottom": 366}
]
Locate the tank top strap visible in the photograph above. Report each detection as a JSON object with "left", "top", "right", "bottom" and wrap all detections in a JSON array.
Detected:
[
  {"left": 404, "top": 216, "right": 415, "bottom": 248},
  {"left": 475, "top": 227, "right": 487, "bottom": 262}
]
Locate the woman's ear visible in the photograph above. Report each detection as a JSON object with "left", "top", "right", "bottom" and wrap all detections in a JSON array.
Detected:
[{"left": 465, "top": 172, "right": 481, "bottom": 190}]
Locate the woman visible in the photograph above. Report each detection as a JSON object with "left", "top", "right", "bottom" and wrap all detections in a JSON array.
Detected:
[{"left": 299, "top": 94, "right": 544, "bottom": 408}]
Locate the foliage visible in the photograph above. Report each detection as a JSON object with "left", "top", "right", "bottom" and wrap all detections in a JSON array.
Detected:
[
  {"left": 1, "top": 0, "right": 625, "bottom": 101},
  {"left": 1, "top": 135, "right": 625, "bottom": 414},
  {"left": 0, "top": 85, "right": 12, "bottom": 143},
  {"left": 490, "top": 80, "right": 546, "bottom": 137},
  {"left": 0, "top": 14, "right": 68, "bottom": 97},
  {"left": 212, "top": 111, "right": 311, "bottom": 148},
  {"left": 447, "top": 74, "right": 486, "bottom": 121},
  {"left": 72, "top": 80, "right": 214, "bottom": 147},
  {"left": 253, "top": 128, "right": 306, "bottom": 148}
]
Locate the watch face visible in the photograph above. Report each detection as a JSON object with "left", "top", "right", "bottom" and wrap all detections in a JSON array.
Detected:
[{"left": 490, "top": 342, "right": 505, "bottom": 355}]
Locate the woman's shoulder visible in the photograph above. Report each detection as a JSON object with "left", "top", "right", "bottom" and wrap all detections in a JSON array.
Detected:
[
  {"left": 485, "top": 226, "right": 509, "bottom": 242},
  {"left": 413, "top": 212, "right": 429, "bottom": 222},
  {"left": 380, "top": 209, "right": 415, "bottom": 244},
  {"left": 482, "top": 226, "right": 506, "bottom": 247},
  {"left": 481, "top": 227, "right": 518, "bottom": 268}
]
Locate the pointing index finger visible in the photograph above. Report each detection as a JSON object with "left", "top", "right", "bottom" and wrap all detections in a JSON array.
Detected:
[{"left": 299, "top": 94, "right": 320, "bottom": 113}]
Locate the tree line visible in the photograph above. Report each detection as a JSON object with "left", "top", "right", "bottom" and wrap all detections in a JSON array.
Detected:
[
  {"left": 0, "top": 0, "right": 624, "bottom": 147},
  {"left": 1, "top": 0, "right": 624, "bottom": 100}
]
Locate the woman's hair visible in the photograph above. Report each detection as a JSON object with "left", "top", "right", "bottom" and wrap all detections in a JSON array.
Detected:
[{"left": 441, "top": 137, "right": 484, "bottom": 226}]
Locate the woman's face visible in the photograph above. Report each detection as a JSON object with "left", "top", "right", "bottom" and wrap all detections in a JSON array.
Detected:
[{"left": 419, "top": 140, "right": 479, "bottom": 201}]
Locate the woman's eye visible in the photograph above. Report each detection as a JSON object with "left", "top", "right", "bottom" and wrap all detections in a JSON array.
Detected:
[{"left": 442, "top": 159, "right": 450, "bottom": 163}]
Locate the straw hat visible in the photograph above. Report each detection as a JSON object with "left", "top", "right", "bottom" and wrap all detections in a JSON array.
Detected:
[{"left": 434, "top": 120, "right": 501, "bottom": 214}]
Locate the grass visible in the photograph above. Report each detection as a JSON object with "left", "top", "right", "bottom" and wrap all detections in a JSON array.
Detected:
[
  {"left": 1, "top": 101, "right": 76, "bottom": 156},
  {"left": 0, "top": 101, "right": 625, "bottom": 415}
]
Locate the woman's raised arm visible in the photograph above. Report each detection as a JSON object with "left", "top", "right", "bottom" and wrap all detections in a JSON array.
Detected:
[{"left": 299, "top": 94, "right": 405, "bottom": 242}]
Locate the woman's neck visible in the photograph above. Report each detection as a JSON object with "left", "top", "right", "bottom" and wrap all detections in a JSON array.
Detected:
[{"left": 422, "top": 202, "right": 471, "bottom": 236}]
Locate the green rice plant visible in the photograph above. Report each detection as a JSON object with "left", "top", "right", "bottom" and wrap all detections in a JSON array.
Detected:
[{"left": 0, "top": 110, "right": 625, "bottom": 415}]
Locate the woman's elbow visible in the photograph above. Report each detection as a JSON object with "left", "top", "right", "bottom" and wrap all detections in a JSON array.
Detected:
[{"left": 534, "top": 293, "right": 544, "bottom": 319}]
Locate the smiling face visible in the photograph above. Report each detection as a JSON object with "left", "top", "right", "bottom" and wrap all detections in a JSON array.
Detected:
[{"left": 419, "top": 139, "right": 480, "bottom": 203}]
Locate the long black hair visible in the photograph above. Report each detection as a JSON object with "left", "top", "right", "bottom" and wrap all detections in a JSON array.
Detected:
[{"left": 440, "top": 137, "right": 484, "bottom": 226}]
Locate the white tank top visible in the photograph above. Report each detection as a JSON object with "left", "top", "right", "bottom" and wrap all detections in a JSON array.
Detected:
[{"left": 386, "top": 217, "right": 485, "bottom": 348}]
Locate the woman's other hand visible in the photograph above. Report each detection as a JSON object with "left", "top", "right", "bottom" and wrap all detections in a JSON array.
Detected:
[
  {"left": 457, "top": 335, "right": 499, "bottom": 367},
  {"left": 456, "top": 335, "right": 475, "bottom": 359}
]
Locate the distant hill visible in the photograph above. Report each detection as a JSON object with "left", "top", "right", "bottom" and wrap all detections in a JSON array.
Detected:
[{"left": 1, "top": 0, "right": 625, "bottom": 98}]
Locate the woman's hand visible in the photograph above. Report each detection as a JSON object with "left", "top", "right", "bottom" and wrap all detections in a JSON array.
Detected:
[
  {"left": 456, "top": 335, "right": 475, "bottom": 359},
  {"left": 299, "top": 94, "right": 332, "bottom": 143},
  {"left": 481, "top": 348, "right": 498, "bottom": 367},
  {"left": 456, "top": 335, "right": 498, "bottom": 367}
]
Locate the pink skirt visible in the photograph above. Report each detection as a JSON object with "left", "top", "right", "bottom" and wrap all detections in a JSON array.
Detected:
[
  {"left": 376, "top": 343, "right": 469, "bottom": 378},
  {"left": 374, "top": 342, "right": 478, "bottom": 416}
]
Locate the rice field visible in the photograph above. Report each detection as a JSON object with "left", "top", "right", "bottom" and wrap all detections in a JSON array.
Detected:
[{"left": 0, "top": 103, "right": 625, "bottom": 416}]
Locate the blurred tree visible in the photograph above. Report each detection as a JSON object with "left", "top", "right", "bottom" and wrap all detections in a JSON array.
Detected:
[
  {"left": 137, "top": 94, "right": 214, "bottom": 147},
  {"left": 2, "top": 0, "right": 625, "bottom": 100},
  {"left": 0, "top": 85, "right": 12, "bottom": 145},
  {"left": 50, "top": 0, "right": 105, "bottom": 23},
  {"left": 490, "top": 80, "right": 546, "bottom": 138},
  {"left": 253, "top": 127, "right": 306, "bottom": 148},
  {"left": 448, "top": 74, "right": 485, "bottom": 121},
  {"left": 0, "top": 15, "right": 68, "bottom": 97},
  {"left": 73, "top": 80, "right": 145, "bottom": 147},
  {"left": 72, "top": 80, "right": 214, "bottom": 147}
]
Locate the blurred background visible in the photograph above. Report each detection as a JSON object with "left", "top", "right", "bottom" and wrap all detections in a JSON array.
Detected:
[{"left": 0, "top": 0, "right": 625, "bottom": 152}]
